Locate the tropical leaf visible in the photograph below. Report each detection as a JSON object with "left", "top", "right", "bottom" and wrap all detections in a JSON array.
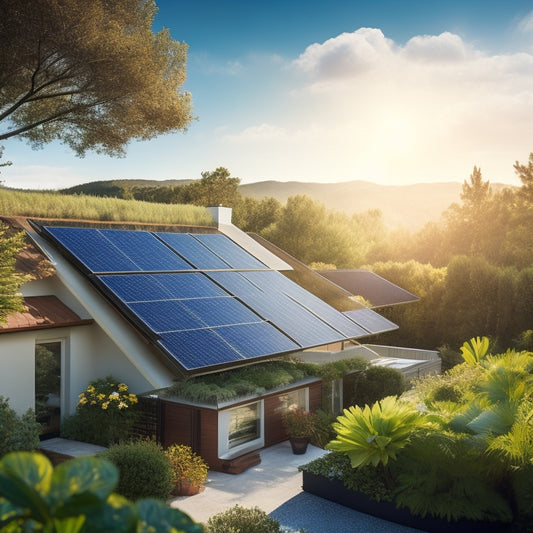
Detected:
[
  {"left": 136, "top": 498, "right": 204, "bottom": 533},
  {"left": 460, "top": 336, "right": 490, "bottom": 366},
  {"left": 326, "top": 396, "right": 423, "bottom": 468}
]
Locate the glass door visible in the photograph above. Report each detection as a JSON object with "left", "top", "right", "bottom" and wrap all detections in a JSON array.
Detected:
[{"left": 35, "top": 341, "right": 62, "bottom": 438}]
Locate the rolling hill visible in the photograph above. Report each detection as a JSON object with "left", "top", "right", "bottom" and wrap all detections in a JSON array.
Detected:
[{"left": 61, "top": 179, "right": 512, "bottom": 231}]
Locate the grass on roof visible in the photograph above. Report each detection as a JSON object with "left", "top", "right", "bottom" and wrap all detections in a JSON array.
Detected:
[{"left": 0, "top": 188, "right": 214, "bottom": 226}]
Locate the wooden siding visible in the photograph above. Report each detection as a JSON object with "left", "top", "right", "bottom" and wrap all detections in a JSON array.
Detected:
[{"left": 158, "top": 379, "right": 322, "bottom": 473}]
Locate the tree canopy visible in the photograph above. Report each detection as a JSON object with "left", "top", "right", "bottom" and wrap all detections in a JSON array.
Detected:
[{"left": 0, "top": 0, "right": 193, "bottom": 156}]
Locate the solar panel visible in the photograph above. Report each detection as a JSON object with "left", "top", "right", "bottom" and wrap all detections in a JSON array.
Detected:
[
  {"left": 180, "top": 297, "right": 262, "bottom": 327},
  {"left": 344, "top": 308, "right": 398, "bottom": 334},
  {"left": 158, "top": 329, "right": 244, "bottom": 370},
  {"left": 44, "top": 227, "right": 140, "bottom": 273},
  {"left": 128, "top": 300, "right": 204, "bottom": 333},
  {"left": 194, "top": 233, "right": 267, "bottom": 269},
  {"left": 214, "top": 322, "right": 300, "bottom": 358},
  {"left": 100, "top": 229, "right": 193, "bottom": 271},
  {"left": 243, "top": 271, "right": 368, "bottom": 338},
  {"left": 40, "top": 224, "right": 373, "bottom": 373},
  {"left": 156, "top": 233, "right": 230, "bottom": 270}
]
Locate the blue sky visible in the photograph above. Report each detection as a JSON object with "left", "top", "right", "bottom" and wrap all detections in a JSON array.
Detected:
[{"left": 3, "top": 0, "right": 533, "bottom": 189}]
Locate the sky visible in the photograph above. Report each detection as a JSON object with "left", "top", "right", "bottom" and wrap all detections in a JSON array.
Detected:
[{"left": 2, "top": 0, "right": 533, "bottom": 190}]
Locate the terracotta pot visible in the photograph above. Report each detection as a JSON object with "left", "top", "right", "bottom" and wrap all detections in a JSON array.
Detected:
[
  {"left": 173, "top": 481, "right": 204, "bottom": 496},
  {"left": 289, "top": 437, "right": 309, "bottom": 454}
]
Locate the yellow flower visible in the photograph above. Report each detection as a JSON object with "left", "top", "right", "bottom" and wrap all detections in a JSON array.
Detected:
[
  {"left": 102, "top": 402, "right": 109, "bottom": 410},
  {"left": 87, "top": 385, "right": 95, "bottom": 393},
  {"left": 91, "top": 400, "right": 96, "bottom": 405},
  {"left": 78, "top": 397, "right": 87, "bottom": 405},
  {"left": 128, "top": 393, "right": 138, "bottom": 404},
  {"left": 118, "top": 401, "right": 128, "bottom": 410},
  {"left": 109, "top": 392, "right": 120, "bottom": 400},
  {"left": 118, "top": 383, "right": 128, "bottom": 392}
]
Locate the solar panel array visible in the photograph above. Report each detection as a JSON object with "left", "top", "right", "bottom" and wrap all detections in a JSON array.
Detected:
[{"left": 40, "top": 226, "right": 378, "bottom": 372}]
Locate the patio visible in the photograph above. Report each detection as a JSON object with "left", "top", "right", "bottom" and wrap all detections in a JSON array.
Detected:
[{"left": 170, "top": 441, "right": 425, "bottom": 532}]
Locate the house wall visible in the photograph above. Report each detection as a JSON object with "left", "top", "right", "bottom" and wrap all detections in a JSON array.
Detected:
[{"left": 159, "top": 380, "right": 322, "bottom": 472}]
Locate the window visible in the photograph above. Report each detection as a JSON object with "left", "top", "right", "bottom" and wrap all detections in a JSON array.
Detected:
[
  {"left": 218, "top": 400, "right": 264, "bottom": 458},
  {"left": 277, "top": 388, "right": 307, "bottom": 414},
  {"left": 35, "top": 341, "right": 62, "bottom": 437},
  {"left": 228, "top": 402, "right": 260, "bottom": 449}
]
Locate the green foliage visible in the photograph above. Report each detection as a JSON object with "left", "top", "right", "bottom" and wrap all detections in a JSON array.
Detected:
[
  {"left": 0, "top": 223, "right": 27, "bottom": 324},
  {"left": 0, "top": 451, "right": 202, "bottom": 532},
  {"left": 206, "top": 505, "right": 281, "bottom": 533},
  {"left": 282, "top": 408, "right": 317, "bottom": 439},
  {"left": 0, "top": 188, "right": 213, "bottom": 226},
  {"left": 308, "top": 410, "right": 336, "bottom": 449},
  {"left": 326, "top": 396, "right": 423, "bottom": 468},
  {"left": 99, "top": 440, "right": 174, "bottom": 501},
  {"left": 63, "top": 377, "right": 139, "bottom": 446},
  {"left": 0, "top": 0, "right": 192, "bottom": 156},
  {"left": 351, "top": 366, "right": 406, "bottom": 407},
  {"left": 460, "top": 336, "right": 490, "bottom": 366},
  {"left": 0, "top": 397, "right": 40, "bottom": 458},
  {"left": 165, "top": 444, "right": 208, "bottom": 487},
  {"left": 394, "top": 431, "right": 513, "bottom": 523},
  {"left": 166, "top": 361, "right": 311, "bottom": 404},
  {"left": 299, "top": 452, "right": 394, "bottom": 502}
]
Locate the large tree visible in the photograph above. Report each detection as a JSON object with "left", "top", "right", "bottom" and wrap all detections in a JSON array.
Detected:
[{"left": 0, "top": 0, "right": 193, "bottom": 156}]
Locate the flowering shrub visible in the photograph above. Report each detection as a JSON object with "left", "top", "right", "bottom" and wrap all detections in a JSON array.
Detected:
[
  {"left": 282, "top": 407, "right": 317, "bottom": 439},
  {"left": 78, "top": 377, "right": 138, "bottom": 413},
  {"left": 165, "top": 444, "right": 208, "bottom": 489},
  {"left": 62, "top": 376, "right": 138, "bottom": 446}
]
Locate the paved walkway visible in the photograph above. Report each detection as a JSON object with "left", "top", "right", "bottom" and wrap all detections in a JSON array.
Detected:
[{"left": 169, "top": 441, "right": 425, "bottom": 533}]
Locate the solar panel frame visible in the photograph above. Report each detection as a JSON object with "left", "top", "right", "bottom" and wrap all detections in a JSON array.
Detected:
[
  {"left": 194, "top": 233, "right": 268, "bottom": 269},
  {"left": 155, "top": 232, "right": 231, "bottom": 270}
]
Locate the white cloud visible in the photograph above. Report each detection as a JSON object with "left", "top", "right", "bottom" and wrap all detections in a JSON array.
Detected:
[
  {"left": 293, "top": 28, "right": 395, "bottom": 78},
  {"left": 518, "top": 10, "right": 533, "bottom": 34},
  {"left": 403, "top": 32, "right": 467, "bottom": 62},
  {"left": 216, "top": 27, "right": 533, "bottom": 185}
]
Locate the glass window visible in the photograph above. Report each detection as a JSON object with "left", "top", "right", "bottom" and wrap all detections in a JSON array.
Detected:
[
  {"left": 228, "top": 402, "right": 260, "bottom": 449},
  {"left": 277, "top": 388, "right": 307, "bottom": 414},
  {"left": 35, "top": 341, "right": 62, "bottom": 437}
]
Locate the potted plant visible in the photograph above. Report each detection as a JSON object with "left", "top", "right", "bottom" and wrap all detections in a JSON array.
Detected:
[
  {"left": 165, "top": 444, "right": 208, "bottom": 496},
  {"left": 282, "top": 407, "right": 316, "bottom": 454}
]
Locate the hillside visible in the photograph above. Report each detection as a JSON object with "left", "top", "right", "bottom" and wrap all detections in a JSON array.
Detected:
[{"left": 61, "top": 179, "right": 513, "bottom": 231}]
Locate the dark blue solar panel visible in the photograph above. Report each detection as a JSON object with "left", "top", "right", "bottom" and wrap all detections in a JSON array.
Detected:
[
  {"left": 181, "top": 297, "right": 261, "bottom": 327},
  {"left": 100, "top": 229, "right": 192, "bottom": 271},
  {"left": 344, "top": 309, "right": 397, "bottom": 334},
  {"left": 155, "top": 233, "right": 230, "bottom": 270},
  {"left": 44, "top": 227, "right": 140, "bottom": 273},
  {"left": 158, "top": 330, "right": 244, "bottom": 370},
  {"left": 206, "top": 271, "right": 346, "bottom": 347},
  {"left": 149, "top": 273, "right": 227, "bottom": 299},
  {"left": 128, "top": 300, "right": 204, "bottom": 332},
  {"left": 194, "top": 234, "right": 267, "bottom": 269},
  {"left": 97, "top": 274, "right": 173, "bottom": 302},
  {"left": 215, "top": 322, "right": 299, "bottom": 358},
  {"left": 243, "top": 271, "right": 368, "bottom": 338}
]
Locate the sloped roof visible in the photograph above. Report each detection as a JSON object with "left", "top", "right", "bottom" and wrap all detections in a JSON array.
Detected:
[
  {"left": 318, "top": 269, "right": 419, "bottom": 308},
  {"left": 0, "top": 295, "right": 93, "bottom": 333},
  {"left": 31, "top": 223, "right": 385, "bottom": 374}
]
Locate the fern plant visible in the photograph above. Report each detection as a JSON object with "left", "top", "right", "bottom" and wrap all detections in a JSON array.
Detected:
[
  {"left": 460, "top": 336, "right": 491, "bottom": 366},
  {"left": 326, "top": 396, "right": 423, "bottom": 468}
]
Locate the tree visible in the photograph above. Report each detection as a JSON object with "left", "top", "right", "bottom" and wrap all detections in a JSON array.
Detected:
[
  {"left": 178, "top": 167, "right": 241, "bottom": 207},
  {"left": 514, "top": 152, "right": 533, "bottom": 204},
  {"left": 0, "top": 0, "right": 193, "bottom": 157},
  {"left": 0, "top": 223, "right": 27, "bottom": 323}
]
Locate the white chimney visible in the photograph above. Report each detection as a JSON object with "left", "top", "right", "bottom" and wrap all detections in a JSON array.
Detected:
[{"left": 207, "top": 206, "right": 233, "bottom": 227}]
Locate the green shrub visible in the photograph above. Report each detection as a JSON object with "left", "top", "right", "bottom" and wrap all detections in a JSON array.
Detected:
[
  {"left": 309, "top": 409, "right": 335, "bottom": 449},
  {"left": 165, "top": 444, "right": 208, "bottom": 488},
  {"left": 0, "top": 451, "right": 203, "bottom": 532},
  {"left": 351, "top": 366, "right": 406, "bottom": 407},
  {"left": 299, "top": 452, "right": 393, "bottom": 502},
  {"left": 62, "top": 376, "right": 139, "bottom": 445},
  {"left": 99, "top": 439, "right": 174, "bottom": 501},
  {"left": 206, "top": 505, "right": 281, "bottom": 533},
  {"left": 0, "top": 396, "right": 40, "bottom": 457}
]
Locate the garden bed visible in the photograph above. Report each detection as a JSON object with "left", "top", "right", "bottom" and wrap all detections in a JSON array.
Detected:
[{"left": 302, "top": 471, "right": 511, "bottom": 533}]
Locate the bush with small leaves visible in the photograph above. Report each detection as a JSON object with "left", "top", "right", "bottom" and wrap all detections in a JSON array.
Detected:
[
  {"left": 99, "top": 439, "right": 174, "bottom": 501},
  {"left": 206, "top": 505, "right": 282, "bottom": 533},
  {"left": 0, "top": 396, "right": 40, "bottom": 457}
]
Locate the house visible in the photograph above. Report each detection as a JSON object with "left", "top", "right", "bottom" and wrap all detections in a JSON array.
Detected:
[{"left": 0, "top": 208, "right": 439, "bottom": 472}]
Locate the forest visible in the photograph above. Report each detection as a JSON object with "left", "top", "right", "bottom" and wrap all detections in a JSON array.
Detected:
[{"left": 57, "top": 158, "right": 533, "bottom": 362}]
